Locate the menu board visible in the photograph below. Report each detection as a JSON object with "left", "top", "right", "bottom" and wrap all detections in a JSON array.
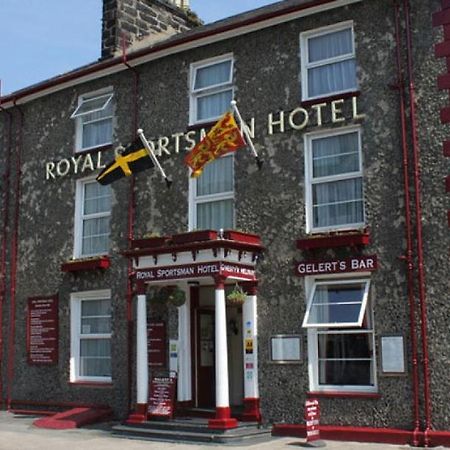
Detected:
[
  {"left": 27, "top": 295, "right": 58, "bottom": 365},
  {"left": 148, "top": 321, "right": 166, "bottom": 368},
  {"left": 147, "top": 375, "right": 177, "bottom": 418}
]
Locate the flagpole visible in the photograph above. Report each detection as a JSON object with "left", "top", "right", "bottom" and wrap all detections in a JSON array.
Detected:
[
  {"left": 230, "top": 100, "right": 263, "bottom": 169},
  {"left": 137, "top": 129, "right": 172, "bottom": 188}
]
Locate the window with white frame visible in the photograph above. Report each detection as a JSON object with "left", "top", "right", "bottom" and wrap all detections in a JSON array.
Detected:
[
  {"left": 71, "top": 90, "right": 113, "bottom": 152},
  {"left": 190, "top": 55, "right": 234, "bottom": 124},
  {"left": 300, "top": 22, "right": 357, "bottom": 100},
  {"left": 304, "top": 127, "right": 365, "bottom": 232},
  {"left": 70, "top": 290, "right": 112, "bottom": 382},
  {"left": 189, "top": 155, "right": 234, "bottom": 230},
  {"left": 74, "top": 177, "right": 112, "bottom": 258},
  {"left": 303, "top": 277, "right": 377, "bottom": 392}
]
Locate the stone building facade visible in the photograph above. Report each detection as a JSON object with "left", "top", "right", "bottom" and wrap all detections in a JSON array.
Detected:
[{"left": 0, "top": 0, "right": 449, "bottom": 446}]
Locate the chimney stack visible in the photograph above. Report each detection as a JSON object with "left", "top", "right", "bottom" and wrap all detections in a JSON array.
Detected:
[{"left": 101, "top": 0, "right": 201, "bottom": 59}]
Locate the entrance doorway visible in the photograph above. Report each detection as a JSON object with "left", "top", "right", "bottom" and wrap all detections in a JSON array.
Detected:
[{"left": 193, "top": 286, "right": 244, "bottom": 409}]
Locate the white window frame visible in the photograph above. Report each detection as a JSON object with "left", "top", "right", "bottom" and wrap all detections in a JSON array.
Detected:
[
  {"left": 300, "top": 21, "right": 356, "bottom": 101},
  {"left": 304, "top": 126, "right": 365, "bottom": 234},
  {"left": 72, "top": 88, "right": 114, "bottom": 153},
  {"left": 304, "top": 274, "right": 377, "bottom": 393},
  {"left": 188, "top": 154, "right": 235, "bottom": 231},
  {"left": 302, "top": 279, "right": 370, "bottom": 328},
  {"left": 74, "top": 175, "right": 111, "bottom": 258},
  {"left": 189, "top": 54, "right": 234, "bottom": 125},
  {"left": 70, "top": 289, "right": 112, "bottom": 383}
]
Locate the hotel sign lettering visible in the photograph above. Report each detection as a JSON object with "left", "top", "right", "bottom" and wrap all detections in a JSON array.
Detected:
[
  {"left": 295, "top": 255, "right": 377, "bottom": 277},
  {"left": 136, "top": 261, "right": 256, "bottom": 282}
]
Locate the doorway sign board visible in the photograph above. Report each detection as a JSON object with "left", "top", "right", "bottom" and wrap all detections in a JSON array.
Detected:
[{"left": 148, "top": 374, "right": 177, "bottom": 419}]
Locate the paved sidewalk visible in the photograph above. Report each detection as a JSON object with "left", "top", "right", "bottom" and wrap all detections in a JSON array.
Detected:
[{"left": 0, "top": 412, "right": 448, "bottom": 450}]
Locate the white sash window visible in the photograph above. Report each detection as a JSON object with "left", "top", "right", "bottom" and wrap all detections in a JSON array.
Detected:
[{"left": 300, "top": 22, "right": 357, "bottom": 100}]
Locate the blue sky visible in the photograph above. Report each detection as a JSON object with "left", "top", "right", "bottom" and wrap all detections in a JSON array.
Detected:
[{"left": 0, "top": 0, "right": 277, "bottom": 95}]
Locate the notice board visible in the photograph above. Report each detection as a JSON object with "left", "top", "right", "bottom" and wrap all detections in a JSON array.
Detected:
[
  {"left": 148, "top": 321, "right": 167, "bottom": 368},
  {"left": 147, "top": 374, "right": 177, "bottom": 419},
  {"left": 27, "top": 295, "right": 58, "bottom": 365}
]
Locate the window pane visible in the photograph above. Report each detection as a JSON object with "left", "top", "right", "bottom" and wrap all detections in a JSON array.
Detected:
[
  {"left": 82, "top": 117, "right": 113, "bottom": 148},
  {"left": 84, "top": 183, "right": 111, "bottom": 215},
  {"left": 318, "top": 359, "right": 373, "bottom": 386},
  {"left": 197, "top": 157, "right": 233, "bottom": 196},
  {"left": 195, "top": 60, "right": 232, "bottom": 89},
  {"left": 318, "top": 332, "right": 371, "bottom": 359},
  {"left": 308, "top": 59, "right": 356, "bottom": 98},
  {"left": 197, "top": 90, "right": 232, "bottom": 121},
  {"left": 82, "top": 216, "right": 110, "bottom": 255},
  {"left": 312, "top": 133, "right": 359, "bottom": 178},
  {"left": 81, "top": 299, "right": 111, "bottom": 334},
  {"left": 80, "top": 339, "right": 111, "bottom": 377},
  {"left": 72, "top": 94, "right": 112, "bottom": 117},
  {"left": 309, "top": 303, "right": 363, "bottom": 325},
  {"left": 313, "top": 178, "right": 363, "bottom": 228},
  {"left": 197, "top": 199, "right": 233, "bottom": 230},
  {"left": 308, "top": 28, "right": 353, "bottom": 62}
]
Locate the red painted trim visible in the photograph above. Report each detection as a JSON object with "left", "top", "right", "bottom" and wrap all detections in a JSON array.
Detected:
[
  {"left": 172, "top": 230, "right": 218, "bottom": 245},
  {"left": 273, "top": 424, "right": 411, "bottom": 445},
  {"left": 443, "top": 141, "right": 450, "bottom": 156},
  {"left": 123, "top": 236, "right": 265, "bottom": 258},
  {"left": 300, "top": 90, "right": 360, "bottom": 108},
  {"left": 0, "top": 0, "right": 339, "bottom": 107},
  {"left": 437, "top": 73, "right": 450, "bottom": 89},
  {"left": 443, "top": 0, "right": 450, "bottom": 10},
  {"left": 307, "top": 391, "right": 381, "bottom": 399},
  {"left": 429, "top": 430, "right": 450, "bottom": 446},
  {"left": 446, "top": 175, "right": 450, "bottom": 192},
  {"left": 61, "top": 256, "right": 111, "bottom": 272},
  {"left": 223, "top": 230, "right": 262, "bottom": 245},
  {"left": 296, "top": 232, "right": 370, "bottom": 250},
  {"left": 208, "top": 407, "right": 238, "bottom": 429},
  {"left": 440, "top": 105, "right": 450, "bottom": 123},
  {"left": 433, "top": 8, "right": 450, "bottom": 26},
  {"left": 444, "top": 23, "right": 450, "bottom": 40},
  {"left": 242, "top": 398, "right": 261, "bottom": 422},
  {"left": 435, "top": 40, "right": 450, "bottom": 58}
]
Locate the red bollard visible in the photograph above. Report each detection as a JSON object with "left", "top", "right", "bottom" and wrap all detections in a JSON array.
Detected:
[{"left": 305, "top": 399, "right": 325, "bottom": 447}]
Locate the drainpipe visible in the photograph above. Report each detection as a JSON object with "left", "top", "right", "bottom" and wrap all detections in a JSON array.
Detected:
[
  {"left": 403, "top": 0, "right": 432, "bottom": 445},
  {"left": 0, "top": 102, "right": 13, "bottom": 409},
  {"left": 122, "top": 36, "right": 140, "bottom": 412},
  {"left": 393, "top": 2, "right": 420, "bottom": 445},
  {"left": 6, "top": 102, "right": 23, "bottom": 410}
]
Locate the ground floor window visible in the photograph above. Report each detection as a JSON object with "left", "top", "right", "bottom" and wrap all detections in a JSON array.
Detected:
[
  {"left": 70, "top": 289, "right": 112, "bottom": 382},
  {"left": 303, "top": 277, "right": 377, "bottom": 392}
]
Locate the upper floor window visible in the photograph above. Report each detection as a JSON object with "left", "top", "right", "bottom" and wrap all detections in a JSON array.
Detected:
[
  {"left": 74, "top": 177, "right": 112, "bottom": 258},
  {"left": 70, "top": 290, "right": 112, "bottom": 383},
  {"left": 189, "top": 155, "right": 234, "bottom": 230},
  {"left": 71, "top": 90, "right": 113, "bottom": 152},
  {"left": 190, "top": 55, "right": 234, "bottom": 125},
  {"left": 303, "top": 277, "right": 377, "bottom": 393},
  {"left": 300, "top": 22, "right": 357, "bottom": 100},
  {"left": 304, "top": 127, "right": 364, "bottom": 233}
]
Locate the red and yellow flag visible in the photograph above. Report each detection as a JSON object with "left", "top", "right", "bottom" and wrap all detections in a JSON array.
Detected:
[{"left": 184, "top": 112, "right": 246, "bottom": 178}]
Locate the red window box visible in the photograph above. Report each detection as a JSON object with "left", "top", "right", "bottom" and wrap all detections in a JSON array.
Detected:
[
  {"left": 223, "top": 230, "right": 262, "bottom": 245},
  {"left": 61, "top": 256, "right": 111, "bottom": 272},
  {"left": 131, "top": 237, "right": 169, "bottom": 249},
  {"left": 297, "top": 231, "right": 370, "bottom": 250},
  {"left": 171, "top": 230, "right": 218, "bottom": 245}
]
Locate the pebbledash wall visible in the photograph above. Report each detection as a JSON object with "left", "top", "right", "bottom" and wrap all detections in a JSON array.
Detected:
[{"left": 0, "top": 0, "right": 449, "bottom": 445}]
